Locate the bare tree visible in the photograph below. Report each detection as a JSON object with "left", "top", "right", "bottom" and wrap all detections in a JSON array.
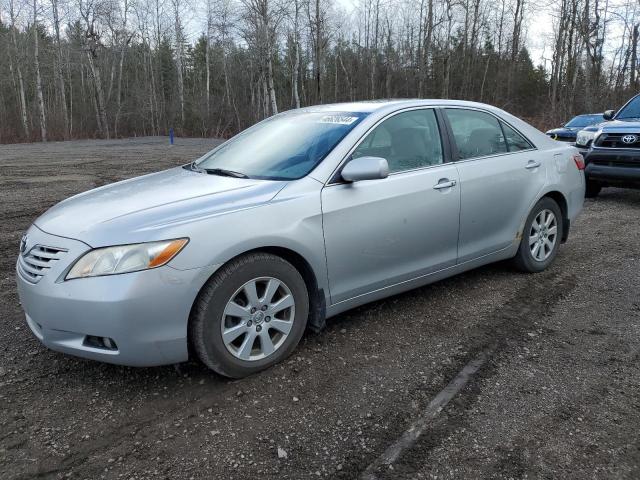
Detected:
[
  {"left": 51, "top": 0, "right": 70, "bottom": 137},
  {"left": 32, "top": 0, "right": 47, "bottom": 141},
  {"left": 172, "top": 0, "right": 185, "bottom": 127},
  {"left": 291, "top": 0, "right": 301, "bottom": 108},
  {"left": 78, "top": 0, "right": 110, "bottom": 138},
  {"left": 240, "top": 0, "right": 282, "bottom": 114},
  {"left": 8, "top": 0, "right": 30, "bottom": 137},
  {"left": 110, "top": 0, "right": 134, "bottom": 137}
]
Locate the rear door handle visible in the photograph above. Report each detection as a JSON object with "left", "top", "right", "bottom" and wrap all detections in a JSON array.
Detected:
[
  {"left": 525, "top": 160, "right": 541, "bottom": 169},
  {"left": 433, "top": 179, "right": 457, "bottom": 190}
]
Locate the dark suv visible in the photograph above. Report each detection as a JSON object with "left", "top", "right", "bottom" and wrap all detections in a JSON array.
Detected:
[{"left": 575, "top": 94, "right": 640, "bottom": 197}]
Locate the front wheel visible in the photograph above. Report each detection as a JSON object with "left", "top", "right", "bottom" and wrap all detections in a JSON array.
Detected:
[
  {"left": 512, "top": 198, "right": 563, "bottom": 273},
  {"left": 189, "top": 253, "right": 309, "bottom": 378}
]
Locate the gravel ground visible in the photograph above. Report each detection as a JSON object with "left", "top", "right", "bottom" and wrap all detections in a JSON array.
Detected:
[{"left": 1, "top": 137, "right": 638, "bottom": 479}]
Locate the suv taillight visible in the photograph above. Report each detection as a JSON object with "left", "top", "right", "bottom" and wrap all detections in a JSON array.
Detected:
[{"left": 573, "top": 153, "right": 585, "bottom": 170}]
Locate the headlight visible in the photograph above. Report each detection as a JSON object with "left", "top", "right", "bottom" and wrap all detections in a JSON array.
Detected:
[
  {"left": 66, "top": 238, "right": 188, "bottom": 280},
  {"left": 576, "top": 130, "right": 596, "bottom": 147}
]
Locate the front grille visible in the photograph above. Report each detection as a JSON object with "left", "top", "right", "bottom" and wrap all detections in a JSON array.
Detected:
[
  {"left": 594, "top": 133, "right": 640, "bottom": 148},
  {"left": 591, "top": 159, "right": 640, "bottom": 168},
  {"left": 18, "top": 245, "right": 67, "bottom": 283}
]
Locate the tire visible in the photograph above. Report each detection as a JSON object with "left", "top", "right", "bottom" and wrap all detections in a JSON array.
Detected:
[
  {"left": 189, "top": 252, "right": 309, "bottom": 378},
  {"left": 512, "top": 197, "right": 564, "bottom": 273},
  {"left": 585, "top": 180, "right": 601, "bottom": 198}
]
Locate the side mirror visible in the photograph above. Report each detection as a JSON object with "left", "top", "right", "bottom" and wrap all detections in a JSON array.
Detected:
[
  {"left": 341, "top": 156, "right": 389, "bottom": 182},
  {"left": 560, "top": 123, "right": 565, "bottom": 127},
  {"left": 603, "top": 110, "right": 615, "bottom": 121}
]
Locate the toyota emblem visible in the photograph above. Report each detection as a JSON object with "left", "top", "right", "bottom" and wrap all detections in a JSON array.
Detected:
[
  {"left": 20, "top": 234, "right": 28, "bottom": 255},
  {"left": 621, "top": 134, "right": 638, "bottom": 144}
]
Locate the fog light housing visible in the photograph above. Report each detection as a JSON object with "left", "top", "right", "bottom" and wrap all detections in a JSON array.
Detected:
[{"left": 84, "top": 335, "right": 118, "bottom": 351}]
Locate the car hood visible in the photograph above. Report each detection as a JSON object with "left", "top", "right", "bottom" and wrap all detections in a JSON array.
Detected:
[
  {"left": 35, "top": 167, "right": 287, "bottom": 247},
  {"left": 546, "top": 127, "right": 579, "bottom": 135},
  {"left": 599, "top": 119, "right": 640, "bottom": 130}
]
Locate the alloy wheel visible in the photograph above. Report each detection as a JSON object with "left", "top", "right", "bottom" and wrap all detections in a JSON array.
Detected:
[
  {"left": 220, "top": 277, "right": 295, "bottom": 361},
  {"left": 528, "top": 209, "right": 558, "bottom": 262}
]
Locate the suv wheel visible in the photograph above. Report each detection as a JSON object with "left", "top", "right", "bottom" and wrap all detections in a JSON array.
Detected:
[{"left": 585, "top": 180, "right": 601, "bottom": 198}]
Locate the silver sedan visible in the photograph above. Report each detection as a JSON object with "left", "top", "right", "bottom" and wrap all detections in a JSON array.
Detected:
[{"left": 16, "top": 100, "right": 585, "bottom": 377}]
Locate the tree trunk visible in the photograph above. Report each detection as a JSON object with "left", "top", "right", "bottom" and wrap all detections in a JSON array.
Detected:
[
  {"left": 51, "top": 0, "right": 69, "bottom": 138},
  {"left": 114, "top": 41, "right": 128, "bottom": 137},
  {"left": 86, "top": 51, "right": 110, "bottom": 138},
  {"left": 205, "top": 0, "right": 212, "bottom": 120},
  {"left": 338, "top": 49, "right": 353, "bottom": 101},
  {"left": 33, "top": 0, "right": 47, "bottom": 142},
  {"left": 292, "top": 0, "right": 301, "bottom": 108},
  {"left": 631, "top": 24, "right": 638, "bottom": 89},
  {"left": 370, "top": 0, "right": 380, "bottom": 99},
  {"left": 267, "top": 56, "right": 278, "bottom": 114},
  {"left": 173, "top": 0, "right": 186, "bottom": 128},
  {"left": 9, "top": 0, "right": 30, "bottom": 138},
  {"left": 419, "top": 0, "right": 434, "bottom": 97},
  {"left": 114, "top": 1, "right": 130, "bottom": 137}
]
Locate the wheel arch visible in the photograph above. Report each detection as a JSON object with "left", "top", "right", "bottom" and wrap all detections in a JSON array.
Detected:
[
  {"left": 540, "top": 190, "right": 570, "bottom": 243},
  {"left": 255, "top": 246, "right": 326, "bottom": 332},
  {"left": 187, "top": 245, "right": 327, "bottom": 359}
]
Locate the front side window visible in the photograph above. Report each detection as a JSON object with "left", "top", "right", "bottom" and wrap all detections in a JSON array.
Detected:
[
  {"left": 195, "top": 111, "right": 368, "bottom": 180},
  {"left": 351, "top": 109, "right": 443, "bottom": 173},
  {"left": 445, "top": 109, "right": 507, "bottom": 160}
]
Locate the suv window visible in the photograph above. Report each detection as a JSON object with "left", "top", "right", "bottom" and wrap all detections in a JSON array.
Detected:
[
  {"left": 445, "top": 109, "right": 507, "bottom": 159},
  {"left": 501, "top": 121, "right": 533, "bottom": 151},
  {"left": 352, "top": 109, "right": 443, "bottom": 173},
  {"left": 616, "top": 95, "right": 640, "bottom": 120}
]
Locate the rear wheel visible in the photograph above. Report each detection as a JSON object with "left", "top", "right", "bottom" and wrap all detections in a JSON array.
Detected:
[
  {"left": 190, "top": 252, "right": 309, "bottom": 378},
  {"left": 585, "top": 180, "right": 601, "bottom": 198},
  {"left": 513, "top": 197, "right": 563, "bottom": 273}
]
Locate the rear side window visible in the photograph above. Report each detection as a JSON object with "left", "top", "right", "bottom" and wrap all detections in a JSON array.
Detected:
[
  {"left": 352, "top": 109, "right": 444, "bottom": 173},
  {"left": 501, "top": 121, "right": 533, "bottom": 152},
  {"left": 445, "top": 109, "right": 507, "bottom": 160}
]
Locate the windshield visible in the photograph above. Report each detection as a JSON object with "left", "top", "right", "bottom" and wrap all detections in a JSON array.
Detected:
[
  {"left": 616, "top": 96, "right": 640, "bottom": 120},
  {"left": 565, "top": 114, "right": 603, "bottom": 127},
  {"left": 195, "top": 111, "right": 368, "bottom": 180}
]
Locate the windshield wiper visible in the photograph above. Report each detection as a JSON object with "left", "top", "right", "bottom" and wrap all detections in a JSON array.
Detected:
[{"left": 203, "top": 168, "right": 249, "bottom": 179}]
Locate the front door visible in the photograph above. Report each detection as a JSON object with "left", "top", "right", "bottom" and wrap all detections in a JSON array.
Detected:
[{"left": 321, "top": 108, "right": 461, "bottom": 304}]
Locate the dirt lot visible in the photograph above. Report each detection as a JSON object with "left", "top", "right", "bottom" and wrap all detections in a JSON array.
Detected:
[{"left": 1, "top": 137, "right": 639, "bottom": 480}]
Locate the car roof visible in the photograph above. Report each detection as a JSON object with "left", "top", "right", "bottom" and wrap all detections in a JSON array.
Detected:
[{"left": 299, "top": 99, "right": 507, "bottom": 113}]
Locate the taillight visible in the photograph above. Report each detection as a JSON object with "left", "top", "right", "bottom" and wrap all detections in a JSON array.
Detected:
[{"left": 573, "top": 153, "right": 585, "bottom": 170}]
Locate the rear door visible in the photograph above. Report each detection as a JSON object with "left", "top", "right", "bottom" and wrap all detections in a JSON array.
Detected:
[
  {"left": 443, "top": 108, "right": 547, "bottom": 263},
  {"left": 321, "top": 108, "right": 461, "bottom": 304}
]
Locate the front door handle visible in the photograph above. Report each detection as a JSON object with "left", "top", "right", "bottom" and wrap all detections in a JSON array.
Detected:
[
  {"left": 525, "top": 160, "right": 541, "bottom": 169},
  {"left": 433, "top": 179, "right": 457, "bottom": 190}
]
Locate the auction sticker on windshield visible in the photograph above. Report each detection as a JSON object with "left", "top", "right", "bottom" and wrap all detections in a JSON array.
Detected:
[{"left": 319, "top": 115, "right": 358, "bottom": 125}]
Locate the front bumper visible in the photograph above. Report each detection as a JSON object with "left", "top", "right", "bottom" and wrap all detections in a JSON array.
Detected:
[
  {"left": 585, "top": 148, "right": 640, "bottom": 186},
  {"left": 16, "top": 225, "right": 218, "bottom": 367}
]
